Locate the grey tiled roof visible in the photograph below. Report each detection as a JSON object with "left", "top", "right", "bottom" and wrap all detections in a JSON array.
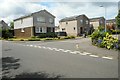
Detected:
[
  {"left": 90, "top": 17, "right": 105, "bottom": 21},
  {"left": 106, "top": 19, "right": 116, "bottom": 23},
  {"left": 14, "top": 9, "right": 55, "bottom": 21},
  {"left": 59, "top": 15, "right": 85, "bottom": 22}
]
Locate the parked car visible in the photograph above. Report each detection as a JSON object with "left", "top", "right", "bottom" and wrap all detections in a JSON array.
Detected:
[{"left": 55, "top": 32, "right": 67, "bottom": 37}]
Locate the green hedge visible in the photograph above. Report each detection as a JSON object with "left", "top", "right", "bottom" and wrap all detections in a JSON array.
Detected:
[{"left": 38, "top": 33, "right": 57, "bottom": 38}]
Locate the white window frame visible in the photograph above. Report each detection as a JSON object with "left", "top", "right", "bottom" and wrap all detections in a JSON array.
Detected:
[
  {"left": 49, "top": 18, "right": 53, "bottom": 24},
  {"left": 37, "top": 17, "right": 45, "bottom": 23},
  {"left": 36, "top": 27, "right": 43, "bottom": 33},
  {"left": 80, "top": 19, "right": 83, "bottom": 23},
  {"left": 86, "top": 20, "right": 89, "bottom": 24}
]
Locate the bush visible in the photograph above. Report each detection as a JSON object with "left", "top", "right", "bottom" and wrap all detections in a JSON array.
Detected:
[
  {"left": 111, "top": 30, "right": 120, "bottom": 34},
  {"left": 38, "top": 33, "right": 47, "bottom": 38},
  {"left": 38, "top": 33, "right": 57, "bottom": 38},
  {"left": 20, "top": 39, "right": 24, "bottom": 41}
]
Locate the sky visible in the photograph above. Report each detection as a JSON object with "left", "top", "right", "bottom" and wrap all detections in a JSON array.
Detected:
[{"left": 0, "top": 0, "right": 119, "bottom": 26}]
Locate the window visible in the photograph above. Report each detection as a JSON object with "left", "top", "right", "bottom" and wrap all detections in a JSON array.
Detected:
[
  {"left": 80, "top": 20, "right": 83, "bottom": 23},
  {"left": 37, "top": 17, "right": 45, "bottom": 23},
  {"left": 74, "top": 27, "right": 75, "bottom": 30},
  {"left": 36, "top": 27, "right": 42, "bottom": 33},
  {"left": 86, "top": 20, "right": 89, "bottom": 24},
  {"left": 62, "top": 28, "right": 65, "bottom": 31},
  {"left": 66, "top": 22, "right": 68, "bottom": 24},
  {"left": 21, "top": 28, "right": 24, "bottom": 32},
  {"left": 49, "top": 18, "right": 53, "bottom": 24}
]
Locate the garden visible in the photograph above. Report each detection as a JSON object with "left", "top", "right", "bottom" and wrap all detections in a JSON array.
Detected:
[{"left": 91, "top": 29, "right": 120, "bottom": 50}]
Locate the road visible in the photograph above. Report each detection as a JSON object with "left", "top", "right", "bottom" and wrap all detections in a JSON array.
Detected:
[{"left": 2, "top": 38, "right": 118, "bottom": 78}]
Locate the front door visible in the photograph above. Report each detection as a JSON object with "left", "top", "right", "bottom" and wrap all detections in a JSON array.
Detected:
[{"left": 80, "top": 27, "right": 83, "bottom": 34}]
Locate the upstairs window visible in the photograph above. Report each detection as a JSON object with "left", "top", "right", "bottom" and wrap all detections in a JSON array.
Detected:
[
  {"left": 86, "top": 20, "right": 89, "bottom": 24},
  {"left": 80, "top": 19, "right": 83, "bottom": 23},
  {"left": 49, "top": 18, "right": 54, "bottom": 24},
  {"left": 37, "top": 17, "right": 45, "bottom": 23}
]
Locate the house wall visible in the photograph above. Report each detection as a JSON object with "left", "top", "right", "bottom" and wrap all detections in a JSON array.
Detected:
[
  {"left": 90, "top": 21, "right": 99, "bottom": 29},
  {"left": 14, "top": 16, "right": 33, "bottom": 29},
  {"left": 14, "top": 27, "right": 33, "bottom": 38},
  {"left": 77, "top": 15, "right": 90, "bottom": 35},
  {"left": 33, "top": 11, "right": 55, "bottom": 34},
  {"left": 59, "top": 20, "right": 78, "bottom": 36}
]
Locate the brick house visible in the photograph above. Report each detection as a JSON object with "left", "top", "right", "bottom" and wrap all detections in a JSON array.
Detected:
[
  {"left": 90, "top": 17, "right": 105, "bottom": 30},
  {"left": 58, "top": 15, "right": 90, "bottom": 36},
  {"left": 14, "top": 10, "right": 55, "bottom": 38},
  {"left": 106, "top": 19, "right": 116, "bottom": 30}
]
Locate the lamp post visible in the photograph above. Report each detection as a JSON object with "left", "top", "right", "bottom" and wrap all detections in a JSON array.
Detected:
[{"left": 100, "top": 5, "right": 107, "bottom": 32}]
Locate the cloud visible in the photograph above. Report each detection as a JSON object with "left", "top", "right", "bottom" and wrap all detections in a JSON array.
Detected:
[{"left": 0, "top": 0, "right": 118, "bottom": 26}]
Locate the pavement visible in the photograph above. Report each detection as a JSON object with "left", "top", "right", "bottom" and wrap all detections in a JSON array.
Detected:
[{"left": 1, "top": 38, "right": 118, "bottom": 78}]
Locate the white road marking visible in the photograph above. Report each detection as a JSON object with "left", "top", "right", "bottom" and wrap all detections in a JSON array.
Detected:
[
  {"left": 89, "top": 55, "right": 99, "bottom": 58},
  {"left": 21, "top": 44, "right": 114, "bottom": 60},
  {"left": 83, "top": 52, "right": 91, "bottom": 55},
  {"left": 30, "top": 45, "right": 33, "bottom": 47},
  {"left": 34, "top": 45, "right": 38, "bottom": 48},
  {"left": 70, "top": 51, "right": 77, "bottom": 54},
  {"left": 38, "top": 46, "right": 41, "bottom": 48},
  {"left": 74, "top": 51, "right": 81, "bottom": 54},
  {"left": 58, "top": 49, "right": 64, "bottom": 51},
  {"left": 79, "top": 53, "right": 87, "bottom": 55},
  {"left": 63, "top": 50, "right": 71, "bottom": 52},
  {"left": 102, "top": 56, "right": 113, "bottom": 60}
]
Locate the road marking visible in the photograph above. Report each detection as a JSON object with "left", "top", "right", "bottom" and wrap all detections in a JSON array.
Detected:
[
  {"left": 58, "top": 49, "right": 64, "bottom": 51},
  {"left": 63, "top": 50, "right": 71, "bottom": 52},
  {"left": 89, "top": 55, "right": 98, "bottom": 57},
  {"left": 20, "top": 44, "right": 114, "bottom": 60},
  {"left": 38, "top": 46, "right": 41, "bottom": 48},
  {"left": 102, "top": 56, "right": 113, "bottom": 60},
  {"left": 70, "top": 51, "right": 77, "bottom": 54},
  {"left": 79, "top": 53, "right": 87, "bottom": 55},
  {"left": 83, "top": 52, "right": 91, "bottom": 55},
  {"left": 34, "top": 45, "right": 38, "bottom": 48},
  {"left": 30, "top": 45, "right": 33, "bottom": 47}
]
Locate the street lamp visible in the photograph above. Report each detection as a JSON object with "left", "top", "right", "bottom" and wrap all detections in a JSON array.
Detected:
[{"left": 100, "top": 5, "right": 107, "bottom": 32}]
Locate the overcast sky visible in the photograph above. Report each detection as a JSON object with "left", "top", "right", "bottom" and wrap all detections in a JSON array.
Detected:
[{"left": 0, "top": 0, "right": 119, "bottom": 26}]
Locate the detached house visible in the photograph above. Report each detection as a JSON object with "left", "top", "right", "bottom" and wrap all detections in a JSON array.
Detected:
[
  {"left": 90, "top": 17, "right": 105, "bottom": 30},
  {"left": 106, "top": 19, "right": 116, "bottom": 30},
  {"left": 0, "top": 20, "right": 9, "bottom": 30},
  {"left": 14, "top": 10, "right": 55, "bottom": 38},
  {"left": 59, "top": 15, "right": 90, "bottom": 36}
]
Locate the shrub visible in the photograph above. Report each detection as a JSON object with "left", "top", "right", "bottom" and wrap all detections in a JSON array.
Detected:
[
  {"left": 20, "top": 39, "right": 24, "bottom": 41},
  {"left": 46, "top": 32, "right": 57, "bottom": 38},
  {"left": 38, "top": 33, "right": 47, "bottom": 38}
]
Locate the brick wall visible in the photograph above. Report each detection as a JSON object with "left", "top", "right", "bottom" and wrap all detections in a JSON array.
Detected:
[{"left": 14, "top": 27, "right": 33, "bottom": 38}]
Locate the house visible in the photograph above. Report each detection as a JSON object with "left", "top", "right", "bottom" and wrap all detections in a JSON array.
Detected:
[
  {"left": 14, "top": 9, "right": 55, "bottom": 38},
  {"left": 106, "top": 19, "right": 116, "bottom": 30},
  {"left": 58, "top": 15, "right": 90, "bottom": 36},
  {"left": 90, "top": 17, "right": 105, "bottom": 30},
  {"left": 0, "top": 20, "right": 9, "bottom": 30}
]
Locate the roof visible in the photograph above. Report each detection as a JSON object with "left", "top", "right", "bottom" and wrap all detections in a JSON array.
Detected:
[
  {"left": 106, "top": 19, "right": 116, "bottom": 23},
  {"left": 90, "top": 17, "right": 105, "bottom": 22},
  {"left": 59, "top": 14, "right": 87, "bottom": 22},
  {"left": 14, "top": 9, "right": 55, "bottom": 21}
]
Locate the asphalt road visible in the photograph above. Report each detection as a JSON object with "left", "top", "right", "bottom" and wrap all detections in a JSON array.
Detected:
[{"left": 2, "top": 39, "right": 118, "bottom": 78}]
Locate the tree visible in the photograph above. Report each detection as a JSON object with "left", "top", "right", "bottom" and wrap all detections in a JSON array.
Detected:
[
  {"left": 10, "top": 21, "right": 14, "bottom": 29},
  {"left": 116, "top": 10, "right": 120, "bottom": 29}
]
